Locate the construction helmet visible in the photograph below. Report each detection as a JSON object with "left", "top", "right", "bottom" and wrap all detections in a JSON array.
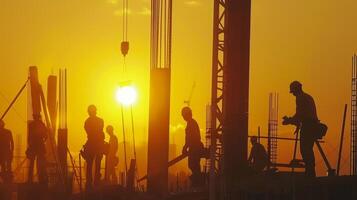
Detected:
[
  {"left": 290, "top": 81, "right": 302, "bottom": 93},
  {"left": 181, "top": 106, "right": 192, "bottom": 118},
  {"left": 88, "top": 105, "right": 97, "bottom": 115},
  {"left": 251, "top": 136, "right": 258, "bottom": 143},
  {"left": 106, "top": 125, "right": 114, "bottom": 133}
]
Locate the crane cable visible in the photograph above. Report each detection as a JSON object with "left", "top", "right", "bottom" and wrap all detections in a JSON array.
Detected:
[{"left": 121, "top": 0, "right": 129, "bottom": 72}]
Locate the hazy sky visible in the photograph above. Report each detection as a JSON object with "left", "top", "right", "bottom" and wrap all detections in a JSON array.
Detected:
[{"left": 1, "top": 0, "right": 356, "bottom": 176}]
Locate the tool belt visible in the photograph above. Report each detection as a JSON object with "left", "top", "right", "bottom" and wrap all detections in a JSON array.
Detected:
[
  {"left": 302, "top": 120, "right": 328, "bottom": 139},
  {"left": 80, "top": 140, "right": 108, "bottom": 161}
]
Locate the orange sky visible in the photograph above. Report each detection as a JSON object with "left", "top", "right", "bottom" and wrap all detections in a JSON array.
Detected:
[{"left": 1, "top": 0, "right": 357, "bottom": 176}]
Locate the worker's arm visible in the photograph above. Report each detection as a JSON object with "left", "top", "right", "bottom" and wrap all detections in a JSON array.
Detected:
[
  {"left": 9, "top": 131, "right": 14, "bottom": 153},
  {"left": 283, "top": 96, "right": 303, "bottom": 126},
  {"left": 182, "top": 144, "right": 188, "bottom": 155},
  {"left": 182, "top": 134, "right": 189, "bottom": 155},
  {"left": 248, "top": 148, "right": 253, "bottom": 164}
]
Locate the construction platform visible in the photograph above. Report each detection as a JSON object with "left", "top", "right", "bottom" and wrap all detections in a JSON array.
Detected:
[{"left": 167, "top": 174, "right": 357, "bottom": 200}]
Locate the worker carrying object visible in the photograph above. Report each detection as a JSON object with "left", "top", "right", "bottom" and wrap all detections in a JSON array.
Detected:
[
  {"left": 248, "top": 136, "right": 269, "bottom": 173},
  {"left": 82, "top": 105, "right": 105, "bottom": 190},
  {"left": 26, "top": 114, "right": 48, "bottom": 184},
  {"left": 282, "top": 81, "right": 327, "bottom": 177},
  {"left": 181, "top": 107, "right": 205, "bottom": 188},
  {"left": 0, "top": 120, "right": 14, "bottom": 175},
  {"left": 105, "top": 125, "right": 119, "bottom": 184}
]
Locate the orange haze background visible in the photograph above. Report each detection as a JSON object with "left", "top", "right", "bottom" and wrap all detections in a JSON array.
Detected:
[{"left": 1, "top": 0, "right": 357, "bottom": 177}]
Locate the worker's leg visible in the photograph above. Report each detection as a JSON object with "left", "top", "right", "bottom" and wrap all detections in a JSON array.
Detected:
[
  {"left": 300, "top": 135, "right": 316, "bottom": 177},
  {"left": 86, "top": 157, "right": 94, "bottom": 189},
  {"left": 107, "top": 157, "right": 115, "bottom": 183},
  {"left": 37, "top": 153, "right": 48, "bottom": 185},
  {"left": 0, "top": 159, "right": 5, "bottom": 173},
  {"left": 94, "top": 154, "right": 103, "bottom": 186},
  {"left": 104, "top": 155, "right": 109, "bottom": 182},
  {"left": 188, "top": 153, "right": 201, "bottom": 187},
  {"left": 28, "top": 158, "right": 35, "bottom": 183},
  {"left": 111, "top": 166, "right": 118, "bottom": 184},
  {"left": 5, "top": 157, "right": 12, "bottom": 173}
]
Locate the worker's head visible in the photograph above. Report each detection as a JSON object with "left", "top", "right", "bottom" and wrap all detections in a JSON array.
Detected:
[
  {"left": 0, "top": 120, "right": 4, "bottom": 128},
  {"left": 106, "top": 125, "right": 114, "bottom": 135},
  {"left": 250, "top": 136, "right": 258, "bottom": 145},
  {"left": 289, "top": 81, "right": 303, "bottom": 96},
  {"left": 181, "top": 106, "right": 192, "bottom": 121},
  {"left": 87, "top": 105, "right": 97, "bottom": 117},
  {"left": 33, "top": 114, "right": 41, "bottom": 120}
]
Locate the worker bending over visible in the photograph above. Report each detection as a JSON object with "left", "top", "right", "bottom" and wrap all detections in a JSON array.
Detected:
[
  {"left": 181, "top": 107, "right": 205, "bottom": 188},
  {"left": 283, "top": 81, "right": 319, "bottom": 177},
  {"left": 248, "top": 136, "right": 269, "bottom": 173}
]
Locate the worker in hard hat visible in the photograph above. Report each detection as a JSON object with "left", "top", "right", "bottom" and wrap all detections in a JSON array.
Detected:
[
  {"left": 27, "top": 114, "right": 48, "bottom": 184},
  {"left": 282, "top": 81, "right": 319, "bottom": 177},
  {"left": 248, "top": 136, "right": 269, "bottom": 173},
  {"left": 181, "top": 107, "right": 204, "bottom": 187},
  {"left": 83, "top": 105, "right": 105, "bottom": 189},
  {"left": 0, "top": 120, "right": 14, "bottom": 175},
  {"left": 105, "top": 125, "right": 118, "bottom": 184}
]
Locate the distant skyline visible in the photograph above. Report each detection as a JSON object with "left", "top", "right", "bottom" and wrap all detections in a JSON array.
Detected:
[{"left": 1, "top": 0, "right": 356, "bottom": 176}]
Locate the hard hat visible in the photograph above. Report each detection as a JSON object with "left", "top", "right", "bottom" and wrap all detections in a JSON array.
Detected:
[
  {"left": 0, "top": 120, "right": 4, "bottom": 127},
  {"left": 88, "top": 105, "right": 97, "bottom": 113},
  {"left": 181, "top": 106, "right": 192, "bottom": 117},
  {"left": 251, "top": 136, "right": 257, "bottom": 143},
  {"left": 290, "top": 81, "right": 302, "bottom": 93},
  {"left": 106, "top": 125, "right": 114, "bottom": 133}
]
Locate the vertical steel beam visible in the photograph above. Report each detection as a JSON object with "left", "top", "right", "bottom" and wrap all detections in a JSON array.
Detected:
[
  {"left": 222, "top": 0, "right": 251, "bottom": 196},
  {"left": 147, "top": 0, "right": 172, "bottom": 195},
  {"left": 352, "top": 54, "right": 357, "bottom": 175},
  {"left": 211, "top": 0, "right": 251, "bottom": 198},
  {"left": 29, "top": 66, "right": 42, "bottom": 116},
  {"left": 58, "top": 69, "right": 68, "bottom": 185},
  {"left": 210, "top": 0, "right": 226, "bottom": 199},
  {"left": 147, "top": 68, "right": 171, "bottom": 195}
]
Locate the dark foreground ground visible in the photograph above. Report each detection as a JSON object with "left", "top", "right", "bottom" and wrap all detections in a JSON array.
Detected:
[{"left": 1, "top": 174, "right": 356, "bottom": 200}]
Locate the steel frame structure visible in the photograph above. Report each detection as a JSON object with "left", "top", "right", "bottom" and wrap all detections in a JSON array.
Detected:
[
  {"left": 210, "top": 0, "right": 226, "bottom": 199},
  {"left": 268, "top": 93, "right": 278, "bottom": 165},
  {"left": 351, "top": 54, "right": 357, "bottom": 175}
]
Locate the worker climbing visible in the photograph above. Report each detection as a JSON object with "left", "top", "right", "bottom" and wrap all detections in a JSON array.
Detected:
[
  {"left": 248, "top": 136, "right": 269, "bottom": 173},
  {"left": 82, "top": 105, "right": 105, "bottom": 190},
  {"left": 282, "top": 81, "right": 325, "bottom": 177},
  {"left": 0, "top": 120, "right": 14, "bottom": 182},
  {"left": 105, "top": 125, "right": 119, "bottom": 184},
  {"left": 26, "top": 114, "right": 48, "bottom": 184},
  {"left": 181, "top": 107, "right": 205, "bottom": 188}
]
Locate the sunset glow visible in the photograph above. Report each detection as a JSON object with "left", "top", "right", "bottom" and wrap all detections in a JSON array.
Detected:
[{"left": 115, "top": 85, "right": 137, "bottom": 106}]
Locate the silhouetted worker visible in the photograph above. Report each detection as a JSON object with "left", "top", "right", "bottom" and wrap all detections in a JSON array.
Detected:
[
  {"left": 248, "top": 136, "right": 269, "bottom": 173},
  {"left": 26, "top": 114, "right": 48, "bottom": 184},
  {"left": 83, "top": 105, "right": 105, "bottom": 189},
  {"left": 0, "top": 120, "right": 14, "bottom": 174},
  {"left": 283, "top": 81, "right": 318, "bottom": 177},
  {"left": 105, "top": 125, "right": 118, "bottom": 184},
  {"left": 181, "top": 107, "right": 204, "bottom": 187}
]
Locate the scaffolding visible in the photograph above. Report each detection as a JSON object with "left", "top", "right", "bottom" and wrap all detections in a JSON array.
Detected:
[
  {"left": 268, "top": 93, "right": 279, "bottom": 165},
  {"left": 351, "top": 54, "right": 357, "bottom": 175}
]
